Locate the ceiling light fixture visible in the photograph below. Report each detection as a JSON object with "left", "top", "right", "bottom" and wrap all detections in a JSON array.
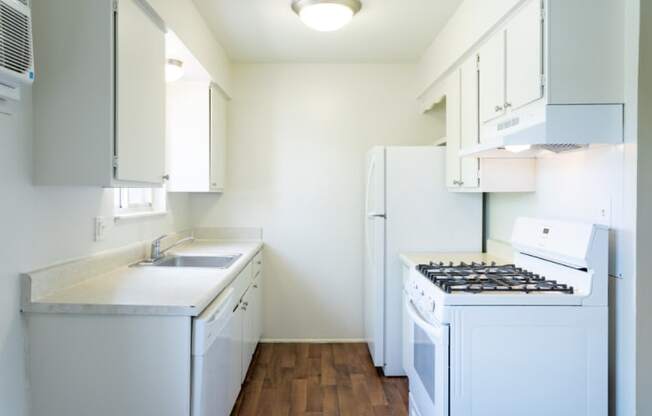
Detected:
[
  {"left": 166, "top": 58, "right": 184, "bottom": 83},
  {"left": 292, "top": 0, "right": 362, "bottom": 32}
]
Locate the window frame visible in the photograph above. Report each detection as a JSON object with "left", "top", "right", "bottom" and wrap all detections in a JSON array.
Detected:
[{"left": 113, "top": 187, "right": 167, "bottom": 219}]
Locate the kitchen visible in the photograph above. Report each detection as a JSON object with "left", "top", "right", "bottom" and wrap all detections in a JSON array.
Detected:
[{"left": 0, "top": 0, "right": 647, "bottom": 415}]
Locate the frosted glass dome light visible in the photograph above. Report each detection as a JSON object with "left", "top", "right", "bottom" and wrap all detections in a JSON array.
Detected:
[
  {"left": 166, "top": 59, "right": 184, "bottom": 83},
  {"left": 292, "top": 0, "right": 362, "bottom": 32}
]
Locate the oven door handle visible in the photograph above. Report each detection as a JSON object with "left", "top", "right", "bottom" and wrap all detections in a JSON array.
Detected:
[{"left": 406, "top": 298, "right": 446, "bottom": 340}]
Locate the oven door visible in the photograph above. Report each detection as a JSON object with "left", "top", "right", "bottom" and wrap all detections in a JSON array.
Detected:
[{"left": 403, "top": 294, "right": 449, "bottom": 416}]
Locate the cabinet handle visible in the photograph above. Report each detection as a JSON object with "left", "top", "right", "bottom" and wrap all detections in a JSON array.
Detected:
[
  {"left": 253, "top": 284, "right": 259, "bottom": 289},
  {"left": 242, "top": 302, "right": 249, "bottom": 307},
  {"left": 504, "top": 102, "right": 512, "bottom": 109},
  {"left": 162, "top": 174, "right": 170, "bottom": 181},
  {"left": 495, "top": 105, "right": 504, "bottom": 112},
  {"left": 458, "top": 181, "right": 464, "bottom": 186}
]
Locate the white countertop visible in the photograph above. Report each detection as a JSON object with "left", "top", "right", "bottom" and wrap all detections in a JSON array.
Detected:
[{"left": 23, "top": 240, "right": 263, "bottom": 317}]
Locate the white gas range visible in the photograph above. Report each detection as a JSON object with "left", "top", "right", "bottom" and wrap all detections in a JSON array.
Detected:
[{"left": 401, "top": 217, "right": 608, "bottom": 416}]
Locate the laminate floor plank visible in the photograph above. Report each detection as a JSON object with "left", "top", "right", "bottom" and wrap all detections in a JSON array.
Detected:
[{"left": 232, "top": 343, "right": 408, "bottom": 416}]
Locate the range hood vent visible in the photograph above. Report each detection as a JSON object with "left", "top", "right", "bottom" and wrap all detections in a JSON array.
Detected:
[
  {"left": 539, "top": 144, "right": 588, "bottom": 153},
  {"left": 461, "top": 104, "right": 624, "bottom": 159}
]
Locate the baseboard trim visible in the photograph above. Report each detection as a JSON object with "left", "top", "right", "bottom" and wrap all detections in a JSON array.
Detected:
[{"left": 261, "top": 338, "right": 366, "bottom": 344}]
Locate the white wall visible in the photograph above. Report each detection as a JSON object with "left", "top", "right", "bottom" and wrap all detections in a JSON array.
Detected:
[
  {"left": 0, "top": 93, "right": 191, "bottom": 416},
  {"left": 190, "top": 64, "right": 438, "bottom": 340}
]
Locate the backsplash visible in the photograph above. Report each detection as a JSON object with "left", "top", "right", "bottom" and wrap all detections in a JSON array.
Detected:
[{"left": 487, "top": 144, "right": 629, "bottom": 278}]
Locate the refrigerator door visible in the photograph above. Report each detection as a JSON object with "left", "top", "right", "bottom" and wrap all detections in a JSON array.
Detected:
[{"left": 364, "top": 147, "right": 386, "bottom": 367}]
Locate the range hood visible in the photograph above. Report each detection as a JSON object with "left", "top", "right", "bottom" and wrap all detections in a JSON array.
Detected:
[{"left": 460, "top": 103, "right": 624, "bottom": 158}]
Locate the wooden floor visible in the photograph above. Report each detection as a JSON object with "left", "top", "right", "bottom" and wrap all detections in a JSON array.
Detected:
[{"left": 231, "top": 343, "right": 409, "bottom": 416}]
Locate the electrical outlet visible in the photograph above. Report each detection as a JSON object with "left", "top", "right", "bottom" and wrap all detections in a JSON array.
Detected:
[
  {"left": 596, "top": 200, "right": 612, "bottom": 227},
  {"left": 94, "top": 217, "right": 107, "bottom": 242}
]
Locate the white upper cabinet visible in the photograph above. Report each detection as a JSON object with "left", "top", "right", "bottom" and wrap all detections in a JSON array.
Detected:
[
  {"left": 33, "top": 0, "right": 167, "bottom": 187},
  {"left": 446, "top": 56, "right": 481, "bottom": 191},
  {"left": 445, "top": 55, "right": 535, "bottom": 193},
  {"left": 166, "top": 82, "right": 227, "bottom": 193},
  {"left": 459, "top": 55, "right": 480, "bottom": 189},
  {"left": 504, "top": 0, "right": 543, "bottom": 112},
  {"left": 479, "top": 0, "right": 543, "bottom": 126},
  {"left": 421, "top": 0, "right": 624, "bottom": 160},
  {"left": 478, "top": 32, "right": 506, "bottom": 125},
  {"left": 115, "top": 0, "right": 166, "bottom": 184},
  {"left": 210, "top": 84, "right": 228, "bottom": 192},
  {"left": 445, "top": 73, "right": 461, "bottom": 188}
]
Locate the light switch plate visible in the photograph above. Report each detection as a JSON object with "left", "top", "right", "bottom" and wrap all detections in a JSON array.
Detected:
[{"left": 94, "top": 217, "right": 107, "bottom": 241}]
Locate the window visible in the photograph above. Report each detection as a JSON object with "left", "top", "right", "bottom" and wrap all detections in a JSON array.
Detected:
[{"left": 113, "top": 188, "right": 167, "bottom": 218}]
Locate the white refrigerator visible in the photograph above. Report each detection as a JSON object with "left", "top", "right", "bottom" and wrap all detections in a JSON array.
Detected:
[{"left": 364, "top": 146, "right": 482, "bottom": 376}]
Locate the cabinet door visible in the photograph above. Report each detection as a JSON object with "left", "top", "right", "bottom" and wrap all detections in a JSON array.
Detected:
[
  {"left": 115, "top": 0, "right": 166, "bottom": 184},
  {"left": 478, "top": 31, "right": 506, "bottom": 125},
  {"left": 505, "top": 0, "right": 544, "bottom": 111},
  {"left": 252, "top": 271, "right": 263, "bottom": 343},
  {"left": 210, "top": 84, "right": 228, "bottom": 192},
  {"left": 459, "top": 55, "right": 480, "bottom": 189},
  {"left": 229, "top": 306, "right": 244, "bottom": 403},
  {"left": 445, "top": 71, "right": 461, "bottom": 188},
  {"left": 166, "top": 83, "right": 210, "bottom": 192},
  {"left": 241, "top": 289, "right": 255, "bottom": 383}
]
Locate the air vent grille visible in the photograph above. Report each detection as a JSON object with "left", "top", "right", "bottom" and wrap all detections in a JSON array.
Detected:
[
  {"left": 538, "top": 144, "right": 588, "bottom": 153},
  {"left": 0, "top": 1, "right": 33, "bottom": 77}
]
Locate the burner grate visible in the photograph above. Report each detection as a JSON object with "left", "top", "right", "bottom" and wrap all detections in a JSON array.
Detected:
[{"left": 416, "top": 262, "right": 574, "bottom": 295}]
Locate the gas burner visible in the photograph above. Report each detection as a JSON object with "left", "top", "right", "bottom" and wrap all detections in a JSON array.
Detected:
[{"left": 416, "top": 262, "right": 574, "bottom": 294}]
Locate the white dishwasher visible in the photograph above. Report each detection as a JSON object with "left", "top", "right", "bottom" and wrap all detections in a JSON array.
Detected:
[{"left": 191, "top": 287, "right": 242, "bottom": 416}]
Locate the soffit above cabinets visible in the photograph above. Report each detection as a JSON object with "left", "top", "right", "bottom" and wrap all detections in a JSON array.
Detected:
[{"left": 192, "top": 0, "right": 463, "bottom": 62}]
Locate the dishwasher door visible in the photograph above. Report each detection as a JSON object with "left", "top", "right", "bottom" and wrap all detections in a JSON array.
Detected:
[{"left": 191, "top": 288, "right": 237, "bottom": 416}]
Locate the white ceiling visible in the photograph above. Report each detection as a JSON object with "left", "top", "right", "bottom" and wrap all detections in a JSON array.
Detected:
[{"left": 192, "top": 0, "right": 463, "bottom": 63}]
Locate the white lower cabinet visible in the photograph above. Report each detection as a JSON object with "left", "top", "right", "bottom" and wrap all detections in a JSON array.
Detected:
[
  {"left": 25, "top": 249, "right": 264, "bottom": 416},
  {"left": 241, "top": 252, "right": 264, "bottom": 382}
]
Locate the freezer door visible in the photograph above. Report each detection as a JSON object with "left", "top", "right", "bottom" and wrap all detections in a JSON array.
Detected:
[{"left": 364, "top": 147, "right": 386, "bottom": 367}]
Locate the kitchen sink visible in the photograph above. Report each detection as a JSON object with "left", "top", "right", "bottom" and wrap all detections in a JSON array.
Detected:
[{"left": 146, "top": 254, "right": 242, "bottom": 269}]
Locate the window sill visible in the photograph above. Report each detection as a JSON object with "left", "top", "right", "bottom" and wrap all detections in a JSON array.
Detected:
[{"left": 114, "top": 211, "right": 168, "bottom": 221}]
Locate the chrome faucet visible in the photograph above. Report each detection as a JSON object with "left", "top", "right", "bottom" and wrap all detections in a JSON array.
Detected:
[
  {"left": 150, "top": 235, "right": 195, "bottom": 261},
  {"left": 150, "top": 235, "right": 168, "bottom": 260}
]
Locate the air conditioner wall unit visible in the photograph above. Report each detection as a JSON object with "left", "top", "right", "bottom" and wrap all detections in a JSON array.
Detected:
[{"left": 0, "top": 0, "right": 35, "bottom": 101}]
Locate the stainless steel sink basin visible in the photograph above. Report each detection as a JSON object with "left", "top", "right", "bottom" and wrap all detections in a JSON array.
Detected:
[{"left": 148, "top": 254, "right": 242, "bottom": 269}]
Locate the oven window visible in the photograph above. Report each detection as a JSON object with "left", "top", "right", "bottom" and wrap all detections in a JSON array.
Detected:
[{"left": 414, "top": 323, "right": 436, "bottom": 403}]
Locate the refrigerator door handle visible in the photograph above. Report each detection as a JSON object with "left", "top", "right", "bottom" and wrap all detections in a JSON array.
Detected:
[
  {"left": 364, "top": 157, "right": 376, "bottom": 215},
  {"left": 367, "top": 213, "right": 386, "bottom": 219}
]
